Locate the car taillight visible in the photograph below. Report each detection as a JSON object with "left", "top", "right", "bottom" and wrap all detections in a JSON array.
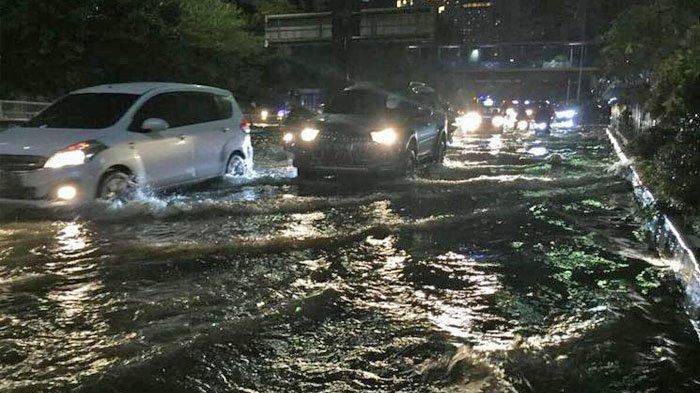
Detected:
[{"left": 240, "top": 117, "right": 251, "bottom": 134}]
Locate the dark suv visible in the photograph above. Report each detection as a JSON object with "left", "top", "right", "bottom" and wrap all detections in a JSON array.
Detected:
[{"left": 283, "top": 84, "right": 447, "bottom": 178}]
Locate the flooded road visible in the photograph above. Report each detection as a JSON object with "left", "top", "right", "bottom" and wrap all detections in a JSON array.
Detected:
[{"left": 1, "top": 127, "right": 699, "bottom": 392}]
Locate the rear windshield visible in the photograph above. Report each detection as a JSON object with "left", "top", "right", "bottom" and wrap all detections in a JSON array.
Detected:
[
  {"left": 325, "top": 89, "right": 388, "bottom": 116},
  {"left": 25, "top": 93, "right": 139, "bottom": 129}
]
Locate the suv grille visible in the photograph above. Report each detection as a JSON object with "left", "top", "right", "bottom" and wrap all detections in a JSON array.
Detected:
[
  {"left": 0, "top": 155, "right": 47, "bottom": 172},
  {"left": 318, "top": 130, "right": 370, "bottom": 143}
]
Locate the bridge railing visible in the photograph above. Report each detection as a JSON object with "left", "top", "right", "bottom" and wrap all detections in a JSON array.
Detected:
[
  {"left": 426, "top": 41, "right": 598, "bottom": 72},
  {"left": 265, "top": 12, "right": 332, "bottom": 45},
  {"left": 0, "top": 100, "right": 51, "bottom": 122}
]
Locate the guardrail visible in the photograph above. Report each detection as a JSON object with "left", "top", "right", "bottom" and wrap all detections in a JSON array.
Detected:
[
  {"left": 0, "top": 100, "right": 51, "bottom": 123},
  {"left": 606, "top": 127, "right": 700, "bottom": 338}
]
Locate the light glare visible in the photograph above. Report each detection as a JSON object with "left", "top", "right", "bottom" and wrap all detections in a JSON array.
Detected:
[
  {"left": 458, "top": 111, "right": 482, "bottom": 132},
  {"left": 300, "top": 127, "right": 320, "bottom": 142},
  {"left": 371, "top": 128, "right": 398, "bottom": 145},
  {"left": 56, "top": 185, "right": 78, "bottom": 200},
  {"left": 44, "top": 150, "right": 87, "bottom": 169}
]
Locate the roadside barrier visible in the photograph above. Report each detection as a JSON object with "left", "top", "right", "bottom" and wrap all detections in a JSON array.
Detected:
[{"left": 606, "top": 126, "right": 700, "bottom": 337}]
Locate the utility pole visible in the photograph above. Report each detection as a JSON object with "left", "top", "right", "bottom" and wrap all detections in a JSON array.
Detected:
[
  {"left": 575, "top": 0, "right": 587, "bottom": 103},
  {"left": 330, "top": 0, "right": 359, "bottom": 85}
]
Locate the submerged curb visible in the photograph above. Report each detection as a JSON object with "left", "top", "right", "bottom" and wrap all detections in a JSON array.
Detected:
[{"left": 605, "top": 127, "right": 700, "bottom": 336}]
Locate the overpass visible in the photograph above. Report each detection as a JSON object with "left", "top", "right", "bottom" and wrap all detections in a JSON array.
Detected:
[
  {"left": 265, "top": 7, "right": 435, "bottom": 46},
  {"left": 264, "top": 8, "right": 598, "bottom": 102},
  {"left": 0, "top": 100, "right": 50, "bottom": 127}
]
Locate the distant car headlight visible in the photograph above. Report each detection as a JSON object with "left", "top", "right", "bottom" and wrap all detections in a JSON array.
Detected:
[
  {"left": 283, "top": 132, "right": 294, "bottom": 143},
  {"left": 44, "top": 141, "right": 105, "bottom": 169},
  {"left": 555, "top": 109, "right": 577, "bottom": 119},
  {"left": 492, "top": 115, "right": 505, "bottom": 128},
  {"left": 459, "top": 111, "right": 482, "bottom": 132},
  {"left": 534, "top": 122, "right": 548, "bottom": 130},
  {"left": 525, "top": 109, "right": 534, "bottom": 117},
  {"left": 260, "top": 109, "right": 269, "bottom": 121},
  {"left": 371, "top": 128, "right": 398, "bottom": 145},
  {"left": 300, "top": 127, "right": 320, "bottom": 142},
  {"left": 506, "top": 107, "right": 517, "bottom": 118},
  {"left": 517, "top": 120, "right": 529, "bottom": 131}
]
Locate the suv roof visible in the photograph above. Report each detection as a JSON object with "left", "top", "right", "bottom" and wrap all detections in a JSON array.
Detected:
[{"left": 72, "top": 82, "right": 230, "bottom": 96}]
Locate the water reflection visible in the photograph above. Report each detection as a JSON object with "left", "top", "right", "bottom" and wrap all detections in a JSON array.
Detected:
[{"left": 1, "top": 128, "right": 699, "bottom": 392}]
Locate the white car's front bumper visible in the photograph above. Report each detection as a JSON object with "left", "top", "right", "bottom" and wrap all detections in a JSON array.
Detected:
[{"left": 0, "top": 163, "right": 102, "bottom": 207}]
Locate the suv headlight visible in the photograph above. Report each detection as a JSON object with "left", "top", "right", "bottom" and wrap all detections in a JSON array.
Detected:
[
  {"left": 300, "top": 127, "right": 320, "bottom": 142},
  {"left": 44, "top": 141, "right": 106, "bottom": 169},
  {"left": 370, "top": 128, "right": 397, "bottom": 145}
]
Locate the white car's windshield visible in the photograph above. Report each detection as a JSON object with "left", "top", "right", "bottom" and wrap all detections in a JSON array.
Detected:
[{"left": 25, "top": 93, "right": 139, "bottom": 129}]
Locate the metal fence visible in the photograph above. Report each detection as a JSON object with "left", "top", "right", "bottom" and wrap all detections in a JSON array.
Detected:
[{"left": 0, "top": 100, "right": 51, "bottom": 122}]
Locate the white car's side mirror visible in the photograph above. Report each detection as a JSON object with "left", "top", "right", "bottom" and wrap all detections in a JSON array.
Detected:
[{"left": 141, "top": 118, "right": 169, "bottom": 132}]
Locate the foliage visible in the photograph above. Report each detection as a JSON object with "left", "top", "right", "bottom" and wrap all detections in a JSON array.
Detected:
[
  {"left": 246, "top": 0, "right": 299, "bottom": 33},
  {"left": 647, "top": 24, "right": 700, "bottom": 122},
  {"left": 627, "top": 125, "right": 676, "bottom": 159},
  {"left": 600, "top": 0, "right": 700, "bottom": 102},
  {"left": 602, "top": 0, "right": 700, "bottom": 212},
  {"left": 641, "top": 116, "right": 700, "bottom": 210},
  {"left": 0, "top": 0, "right": 300, "bottom": 102}
]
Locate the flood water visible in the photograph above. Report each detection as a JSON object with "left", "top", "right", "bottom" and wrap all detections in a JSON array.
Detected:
[{"left": 1, "top": 127, "right": 699, "bottom": 392}]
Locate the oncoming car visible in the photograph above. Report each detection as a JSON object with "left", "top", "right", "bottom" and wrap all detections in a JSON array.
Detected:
[
  {"left": 283, "top": 84, "right": 447, "bottom": 178},
  {"left": 0, "top": 82, "right": 253, "bottom": 206},
  {"left": 457, "top": 105, "right": 506, "bottom": 133}
]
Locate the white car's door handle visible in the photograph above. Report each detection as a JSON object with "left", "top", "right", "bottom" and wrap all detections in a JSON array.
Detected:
[{"left": 221, "top": 127, "right": 231, "bottom": 133}]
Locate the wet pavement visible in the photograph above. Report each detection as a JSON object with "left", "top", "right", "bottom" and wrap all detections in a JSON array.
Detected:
[{"left": 1, "top": 126, "right": 699, "bottom": 392}]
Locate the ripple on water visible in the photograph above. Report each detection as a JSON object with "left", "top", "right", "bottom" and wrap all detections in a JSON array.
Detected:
[{"left": 1, "top": 128, "right": 699, "bottom": 392}]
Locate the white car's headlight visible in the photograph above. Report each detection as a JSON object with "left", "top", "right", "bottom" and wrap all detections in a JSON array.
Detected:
[
  {"left": 300, "top": 127, "right": 320, "bottom": 142},
  {"left": 370, "top": 128, "right": 397, "bottom": 145},
  {"left": 44, "top": 141, "right": 105, "bottom": 169}
]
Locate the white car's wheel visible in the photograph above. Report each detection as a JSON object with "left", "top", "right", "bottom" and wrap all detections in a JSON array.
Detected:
[
  {"left": 98, "top": 170, "right": 136, "bottom": 202},
  {"left": 225, "top": 153, "right": 248, "bottom": 177}
]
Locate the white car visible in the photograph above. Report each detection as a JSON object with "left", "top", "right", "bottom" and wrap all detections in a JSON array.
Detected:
[{"left": 0, "top": 82, "right": 253, "bottom": 206}]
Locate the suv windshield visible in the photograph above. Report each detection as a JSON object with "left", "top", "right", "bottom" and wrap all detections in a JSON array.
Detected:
[
  {"left": 25, "top": 93, "right": 139, "bottom": 129},
  {"left": 325, "top": 89, "right": 388, "bottom": 116}
]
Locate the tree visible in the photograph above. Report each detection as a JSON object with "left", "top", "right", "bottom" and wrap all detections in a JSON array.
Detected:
[
  {"left": 647, "top": 23, "right": 700, "bottom": 121},
  {"left": 246, "top": 0, "right": 299, "bottom": 33},
  {"left": 600, "top": 0, "right": 700, "bottom": 104},
  {"left": 0, "top": 0, "right": 274, "bottom": 101}
]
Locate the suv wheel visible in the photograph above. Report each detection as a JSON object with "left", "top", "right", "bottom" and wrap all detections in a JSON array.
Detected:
[
  {"left": 402, "top": 146, "right": 418, "bottom": 177},
  {"left": 434, "top": 133, "right": 447, "bottom": 164},
  {"left": 98, "top": 170, "right": 136, "bottom": 202}
]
